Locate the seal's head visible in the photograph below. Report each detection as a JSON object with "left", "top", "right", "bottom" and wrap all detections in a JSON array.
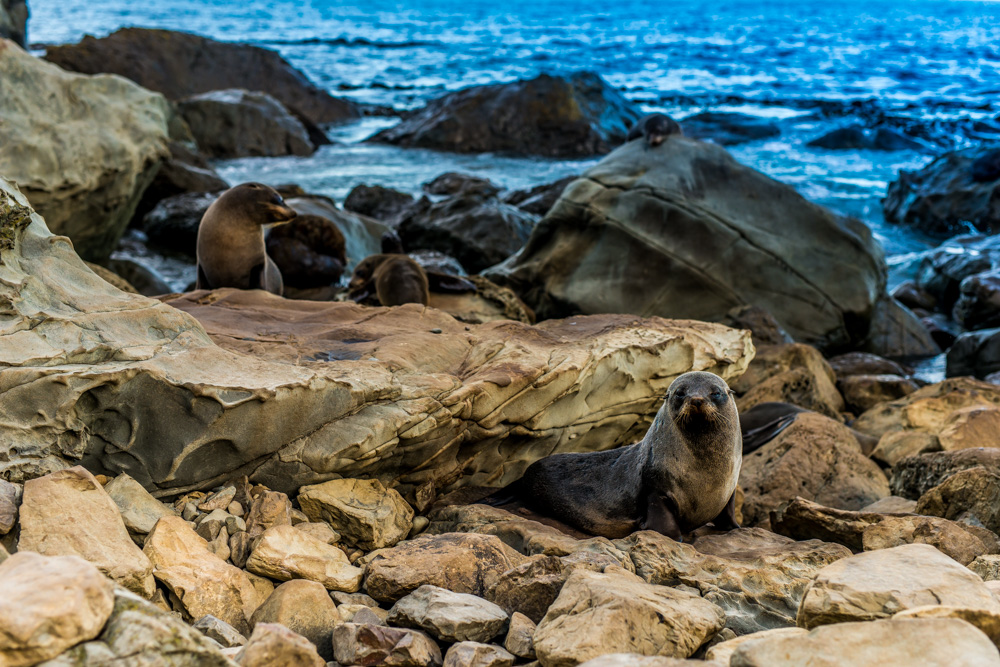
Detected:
[
  {"left": 667, "top": 371, "right": 735, "bottom": 432},
  {"left": 214, "top": 182, "right": 297, "bottom": 226},
  {"left": 643, "top": 113, "right": 683, "bottom": 147}
]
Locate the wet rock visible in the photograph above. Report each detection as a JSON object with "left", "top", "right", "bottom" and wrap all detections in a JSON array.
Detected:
[
  {"left": 796, "top": 543, "right": 1000, "bottom": 628},
  {"left": 680, "top": 112, "right": 780, "bottom": 146},
  {"left": 332, "top": 622, "right": 443, "bottom": 667},
  {"left": 884, "top": 145, "right": 1000, "bottom": 237},
  {"left": 721, "top": 305, "right": 794, "bottom": 347},
  {"left": 443, "top": 642, "right": 516, "bottom": 667},
  {"left": 370, "top": 72, "right": 640, "bottom": 158},
  {"left": 45, "top": 27, "right": 359, "bottom": 124},
  {"left": 808, "top": 125, "right": 927, "bottom": 151},
  {"left": 862, "top": 295, "right": 940, "bottom": 358},
  {"left": 503, "top": 612, "right": 536, "bottom": 659},
  {"left": 837, "top": 374, "right": 919, "bottom": 414},
  {"left": 502, "top": 176, "right": 577, "bottom": 217},
  {"left": 891, "top": 448, "right": 1000, "bottom": 500},
  {"left": 954, "top": 270, "right": 1000, "bottom": 331},
  {"left": 0, "top": 552, "right": 115, "bottom": 667},
  {"left": 236, "top": 622, "right": 325, "bottom": 667},
  {"left": 916, "top": 245, "right": 994, "bottom": 312},
  {"left": 915, "top": 466, "right": 1000, "bottom": 533},
  {"left": 143, "top": 515, "right": 264, "bottom": 634},
  {"left": 486, "top": 137, "right": 893, "bottom": 354},
  {"left": 0, "top": 40, "right": 170, "bottom": 262},
  {"left": 892, "top": 280, "right": 937, "bottom": 312},
  {"left": 245, "top": 524, "right": 364, "bottom": 592},
  {"left": 948, "top": 327, "right": 1000, "bottom": 379},
  {"left": 739, "top": 413, "right": 890, "bottom": 527},
  {"left": 266, "top": 214, "right": 347, "bottom": 290},
  {"left": 533, "top": 569, "right": 725, "bottom": 665},
  {"left": 0, "top": 1, "right": 27, "bottom": 46},
  {"left": 193, "top": 615, "right": 248, "bottom": 648},
  {"left": 730, "top": 618, "right": 1000, "bottom": 666},
  {"left": 388, "top": 585, "right": 509, "bottom": 643},
  {"left": 140, "top": 190, "right": 219, "bottom": 258},
  {"left": 178, "top": 89, "right": 315, "bottom": 159},
  {"left": 344, "top": 184, "right": 416, "bottom": 222},
  {"left": 298, "top": 477, "right": 414, "bottom": 551},
  {"left": 18, "top": 466, "right": 156, "bottom": 598},
  {"left": 424, "top": 173, "right": 501, "bottom": 198},
  {"left": 364, "top": 533, "right": 527, "bottom": 604},
  {"left": 249, "top": 579, "right": 340, "bottom": 661},
  {"left": 104, "top": 473, "right": 177, "bottom": 544},
  {"left": 0, "top": 479, "right": 20, "bottom": 535}
]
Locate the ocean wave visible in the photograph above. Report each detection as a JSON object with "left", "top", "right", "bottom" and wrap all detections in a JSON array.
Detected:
[{"left": 255, "top": 36, "right": 444, "bottom": 49}]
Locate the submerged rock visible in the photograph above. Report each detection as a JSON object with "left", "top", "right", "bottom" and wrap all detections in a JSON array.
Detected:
[
  {"left": 681, "top": 111, "right": 781, "bottom": 145},
  {"left": 808, "top": 125, "right": 928, "bottom": 152}
]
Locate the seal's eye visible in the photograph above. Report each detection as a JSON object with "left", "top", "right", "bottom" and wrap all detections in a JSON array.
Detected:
[{"left": 711, "top": 390, "right": 725, "bottom": 401}]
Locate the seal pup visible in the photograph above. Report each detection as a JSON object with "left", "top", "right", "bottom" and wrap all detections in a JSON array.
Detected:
[
  {"left": 196, "top": 183, "right": 296, "bottom": 295},
  {"left": 348, "top": 254, "right": 431, "bottom": 307},
  {"left": 487, "top": 371, "right": 741, "bottom": 540},
  {"left": 627, "top": 113, "right": 683, "bottom": 147}
]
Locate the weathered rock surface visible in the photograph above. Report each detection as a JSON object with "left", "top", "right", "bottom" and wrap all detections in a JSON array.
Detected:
[
  {"left": 443, "top": 642, "right": 516, "bottom": 667},
  {"left": 893, "top": 605, "right": 1000, "bottom": 646},
  {"left": 249, "top": 579, "right": 340, "bottom": 660},
  {"left": 298, "top": 477, "right": 414, "bottom": 551},
  {"left": 177, "top": 89, "right": 315, "bottom": 158},
  {"left": 18, "top": 466, "right": 156, "bottom": 598},
  {"left": 245, "top": 524, "right": 364, "bottom": 591},
  {"left": 703, "top": 627, "right": 808, "bottom": 665},
  {"left": 504, "top": 612, "right": 536, "bottom": 659},
  {"left": 533, "top": 569, "right": 725, "bottom": 666},
  {"left": 45, "top": 28, "right": 359, "bottom": 124},
  {"left": 0, "top": 479, "right": 20, "bottom": 535},
  {"left": 193, "top": 615, "right": 248, "bottom": 648},
  {"left": 838, "top": 374, "right": 919, "bottom": 414},
  {"left": 236, "top": 622, "right": 325, "bottom": 667},
  {"left": 892, "top": 448, "right": 1000, "bottom": 499},
  {"left": 0, "top": 1, "right": 27, "bottom": 46},
  {"left": 485, "top": 132, "right": 904, "bottom": 355},
  {"left": 388, "top": 585, "right": 509, "bottom": 643},
  {"left": 797, "top": 543, "right": 1000, "bottom": 628},
  {"left": 502, "top": 176, "right": 576, "bottom": 217},
  {"left": 0, "top": 552, "right": 115, "bottom": 667},
  {"left": 916, "top": 466, "right": 1000, "bottom": 533},
  {"left": 332, "top": 622, "right": 443, "bottom": 667},
  {"left": 576, "top": 656, "right": 697, "bottom": 667},
  {"left": 731, "top": 343, "right": 845, "bottom": 418},
  {"left": 104, "top": 473, "right": 176, "bottom": 543},
  {"left": 370, "top": 72, "right": 640, "bottom": 157},
  {"left": 0, "top": 39, "right": 170, "bottom": 261}
]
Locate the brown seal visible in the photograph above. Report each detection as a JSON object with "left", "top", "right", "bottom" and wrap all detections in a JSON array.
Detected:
[
  {"left": 348, "top": 254, "right": 431, "bottom": 307},
  {"left": 265, "top": 214, "right": 346, "bottom": 289},
  {"left": 627, "top": 113, "right": 683, "bottom": 147},
  {"left": 196, "top": 183, "right": 297, "bottom": 295},
  {"left": 487, "top": 371, "right": 741, "bottom": 540}
]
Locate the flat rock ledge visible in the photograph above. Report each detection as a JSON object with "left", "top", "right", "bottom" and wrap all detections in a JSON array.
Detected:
[{"left": 0, "top": 177, "right": 753, "bottom": 500}]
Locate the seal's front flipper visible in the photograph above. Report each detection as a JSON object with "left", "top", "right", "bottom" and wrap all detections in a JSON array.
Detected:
[
  {"left": 710, "top": 491, "right": 741, "bottom": 531},
  {"left": 642, "top": 493, "right": 682, "bottom": 541},
  {"left": 196, "top": 264, "right": 212, "bottom": 290}
]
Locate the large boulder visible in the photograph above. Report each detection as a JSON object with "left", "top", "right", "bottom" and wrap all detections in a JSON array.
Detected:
[
  {"left": 44, "top": 28, "right": 359, "bottom": 124},
  {"left": 485, "top": 134, "right": 909, "bottom": 354},
  {"left": 370, "top": 72, "right": 641, "bottom": 157},
  {"left": 0, "top": 0, "right": 26, "bottom": 46},
  {"left": 0, "top": 39, "right": 171, "bottom": 261}
]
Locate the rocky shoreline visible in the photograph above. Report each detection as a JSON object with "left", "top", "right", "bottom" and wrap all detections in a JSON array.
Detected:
[{"left": 3, "top": 16, "right": 1000, "bottom": 667}]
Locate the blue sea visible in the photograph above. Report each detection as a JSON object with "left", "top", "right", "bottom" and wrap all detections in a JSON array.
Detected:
[{"left": 27, "top": 0, "right": 1000, "bottom": 286}]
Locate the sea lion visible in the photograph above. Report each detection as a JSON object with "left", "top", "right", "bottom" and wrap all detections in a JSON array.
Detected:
[
  {"left": 196, "top": 183, "right": 296, "bottom": 295},
  {"left": 487, "top": 371, "right": 741, "bottom": 540},
  {"left": 627, "top": 113, "right": 683, "bottom": 147},
  {"left": 348, "top": 254, "right": 431, "bottom": 306}
]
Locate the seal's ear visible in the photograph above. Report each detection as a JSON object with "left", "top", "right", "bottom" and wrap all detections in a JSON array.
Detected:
[{"left": 426, "top": 272, "right": 477, "bottom": 294}]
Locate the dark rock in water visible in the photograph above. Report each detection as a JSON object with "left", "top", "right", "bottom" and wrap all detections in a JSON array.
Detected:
[
  {"left": 502, "top": 176, "right": 577, "bottom": 217},
  {"left": 827, "top": 352, "right": 910, "bottom": 379},
  {"left": 105, "top": 258, "right": 175, "bottom": 297},
  {"left": 177, "top": 90, "right": 315, "bottom": 159},
  {"left": 915, "top": 247, "right": 992, "bottom": 313},
  {"left": 680, "top": 112, "right": 780, "bottom": 146},
  {"left": 423, "top": 172, "right": 501, "bottom": 198},
  {"left": 873, "top": 128, "right": 929, "bottom": 152},
  {"left": 953, "top": 270, "right": 1000, "bottom": 331},
  {"left": 44, "top": 28, "right": 360, "bottom": 124},
  {"left": 141, "top": 191, "right": 221, "bottom": 259},
  {"left": 920, "top": 313, "right": 964, "bottom": 350},
  {"left": 0, "top": 0, "right": 27, "bottom": 47},
  {"left": 132, "top": 143, "right": 229, "bottom": 226},
  {"left": 883, "top": 146, "right": 1000, "bottom": 237},
  {"left": 946, "top": 328, "right": 1000, "bottom": 378},
  {"left": 971, "top": 149, "right": 1000, "bottom": 183},
  {"left": 368, "top": 72, "right": 641, "bottom": 157},
  {"left": 722, "top": 305, "right": 794, "bottom": 346},
  {"left": 807, "top": 124, "right": 927, "bottom": 152},
  {"left": 397, "top": 189, "right": 538, "bottom": 274},
  {"left": 891, "top": 281, "right": 937, "bottom": 313},
  {"left": 266, "top": 215, "right": 347, "bottom": 289},
  {"left": 343, "top": 185, "right": 415, "bottom": 223}
]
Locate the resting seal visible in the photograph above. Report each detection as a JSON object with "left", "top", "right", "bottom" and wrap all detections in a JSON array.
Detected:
[
  {"left": 627, "top": 113, "right": 683, "bottom": 147},
  {"left": 196, "top": 183, "right": 297, "bottom": 295},
  {"left": 488, "top": 371, "right": 741, "bottom": 540}
]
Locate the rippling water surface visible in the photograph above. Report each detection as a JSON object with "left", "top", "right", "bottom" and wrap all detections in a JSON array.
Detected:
[{"left": 27, "top": 0, "right": 1000, "bottom": 284}]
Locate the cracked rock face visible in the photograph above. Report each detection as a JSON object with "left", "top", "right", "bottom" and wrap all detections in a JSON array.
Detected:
[
  {"left": 0, "top": 176, "right": 751, "bottom": 497},
  {"left": 485, "top": 136, "right": 902, "bottom": 353}
]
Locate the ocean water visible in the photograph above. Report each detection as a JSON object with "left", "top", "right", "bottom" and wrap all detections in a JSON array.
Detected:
[{"left": 27, "top": 0, "right": 1000, "bottom": 285}]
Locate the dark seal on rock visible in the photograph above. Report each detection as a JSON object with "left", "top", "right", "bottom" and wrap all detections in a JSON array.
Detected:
[
  {"left": 195, "top": 182, "right": 296, "bottom": 295},
  {"left": 487, "top": 371, "right": 741, "bottom": 540},
  {"left": 627, "top": 113, "right": 683, "bottom": 147},
  {"left": 348, "top": 254, "right": 431, "bottom": 307},
  {"left": 265, "top": 214, "right": 346, "bottom": 289}
]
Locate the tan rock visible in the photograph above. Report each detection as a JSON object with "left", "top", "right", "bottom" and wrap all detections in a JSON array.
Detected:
[
  {"left": 797, "top": 543, "right": 1000, "bottom": 628},
  {"left": 916, "top": 466, "right": 1000, "bottom": 533},
  {"left": 734, "top": 344, "right": 845, "bottom": 419},
  {"left": 245, "top": 490, "right": 293, "bottom": 544},
  {"left": 18, "top": 466, "right": 155, "bottom": 597},
  {"left": 730, "top": 618, "right": 1000, "bottom": 666},
  {"left": 0, "top": 479, "right": 20, "bottom": 535},
  {"left": 104, "top": 473, "right": 176, "bottom": 542},
  {"left": 504, "top": 612, "right": 536, "bottom": 660},
  {"left": 340, "top": 604, "right": 389, "bottom": 624},
  {"left": 854, "top": 377, "right": 1000, "bottom": 440},
  {"left": 938, "top": 406, "right": 1000, "bottom": 451},
  {"left": 0, "top": 552, "right": 115, "bottom": 667},
  {"left": 860, "top": 495, "right": 918, "bottom": 513},
  {"left": 193, "top": 615, "right": 248, "bottom": 648},
  {"left": 891, "top": 448, "right": 1000, "bottom": 500},
  {"left": 871, "top": 430, "right": 941, "bottom": 467},
  {"left": 703, "top": 627, "right": 808, "bottom": 664},
  {"left": 575, "top": 656, "right": 697, "bottom": 667},
  {"left": 893, "top": 605, "right": 1000, "bottom": 646},
  {"left": 236, "top": 622, "right": 325, "bottom": 667},
  {"left": 364, "top": 532, "right": 526, "bottom": 604},
  {"left": 388, "top": 585, "right": 509, "bottom": 643},
  {"left": 245, "top": 524, "right": 363, "bottom": 592},
  {"left": 143, "top": 515, "right": 264, "bottom": 635},
  {"left": 838, "top": 374, "right": 919, "bottom": 414},
  {"left": 249, "top": 579, "right": 341, "bottom": 661},
  {"left": 294, "top": 521, "right": 340, "bottom": 545},
  {"left": 332, "top": 622, "right": 443, "bottom": 667},
  {"left": 971, "top": 555, "right": 1000, "bottom": 581},
  {"left": 298, "top": 477, "right": 414, "bottom": 550},
  {"left": 198, "top": 486, "right": 237, "bottom": 512},
  {"left": 443, "top": 642, "right": 516, "bottom": 667}
]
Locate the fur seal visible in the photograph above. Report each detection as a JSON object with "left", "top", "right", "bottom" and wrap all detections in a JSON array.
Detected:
[
  {"left": 488, "top": 371, "right": 741, "bottom": 540},
  {"left": 627, "top": 113, "right": 683, "bottom": 147},
  {"left": 196, "top": 183, "right": 296, "bottom": 295},
  {"left": 265, "top": 214, "right": 346, "bottom": 289},
  {"left": 348, "top": 254, "right": 431, "bottom": 306}
]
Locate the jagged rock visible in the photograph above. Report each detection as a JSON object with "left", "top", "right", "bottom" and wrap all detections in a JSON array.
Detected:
[
  {"left": 196, "top": 510, "right": 229, "bottom": 541},
  {"left": 104, "top": 473, "right": 176, "bottom": 544},
  {"left": 249, "top": 580, "right": 340, "bottom": 661},
  {"left": 143, "top": 516, "right": 264, "bottom": 635},
  {"left": 533, "top": 569, "right": 725, "bottom": 666},
  {"left": 891, "top": 448, "right": 1000, "bottom": 499},
  {"left": 18, "top": 467, "right": 156, "bottom": 598},
  {"left": 730, "top": 618, "right": 1000, "bottom": 666},
  {"left": 298, "top": 478, "right": 414, "bottom": 551},
  {"left": 177, "top": 89, "right": 315, "bottom": 158},
  {"left": 45, "top": 28, "right": 359, "bottom": 124},
  {"left": 245, "top": 524, "right": 364, "bottom": 592},
  {"left": 344, "top": 184, "right": 416, "bottom": 222},
  {"left": 236, "top": 623, "right": 325, "bottom": 667},
  {"left": 916, "top": 243, "right": 994, "bottom": 312},
  {"left": 614, "top": 530, "right": 849, "bottom": 635},
  {"left": 485, "top": 135, "right": 896, "bottom": 354},
  {"left": 245, "top": 490, "right": 293, "bottom": 544},
  {"left": 796, "top": 544, "right": 1000, "bottom": 628},
  {"left": 739, "top": 413, "right": 889, "bottom": 527},
  {"left": 0, "top": 40, "right": 170, "bottom": 261},
  {"left": 0, "top": 479, "right": 20, "bottom": 535},
  {"left": 916, "top": 466, "right": 1000, "bottom": 533},
  {"left": 370, "top": 72, "right": 640, "bottom": 157},
  {"left": 193, "top": 615, "right": 248, "bottom": 648},
  {"left": 504, "top": 612, "right": 536, "bottom": 659},
  {"left": 199, "top": 487, "right": 237, "bottom": 512},
  {"left": 733, "top": 344, "right": 845, "bottom": 418},
  {"left": 364, "top": 533, "right": 527, "bottom": 604},
  {"left": 0, "top": 552, "right": 115, "bottom": 667},
  {"left": 443, "top": 642, "right": 516, "bottom": 667},
  {"left": 681, "top": 112, "right": 780, "bottom": 145},
  {"left": 341, "top": 605, "right": 389, "bottom": 625},
  {"left": 0, "top": 2, "right": 27, "bottom": 46},
  {"left": 332, "top": 623, "right": 443, "bottom": 667},
  {"left": 388, "top": 585, "right": 509, "bottom": 644}
]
